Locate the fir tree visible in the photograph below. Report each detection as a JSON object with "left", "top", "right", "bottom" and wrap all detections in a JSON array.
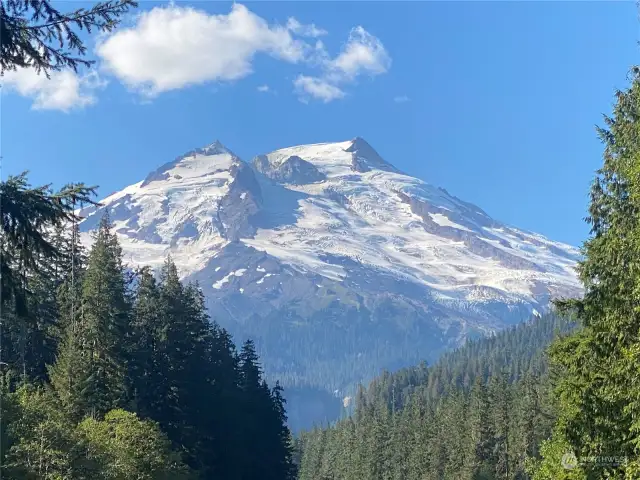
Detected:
[
  {"left": 50, "top": 212, "right": 132, "bottom": 420},
  {"left": 536, "top": 66, "right": 640, "bottom": 479},
  {"left": 1, "top": 0, "right": 137, "bottom": 75},
  {"left": 129, "top": 267, "right": 168, "bottom": 421},
  {"left": 468, "top": 378, "right": 495, "bottom": 479}
]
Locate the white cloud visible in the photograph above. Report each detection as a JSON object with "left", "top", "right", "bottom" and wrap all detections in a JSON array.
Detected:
[
  {"left": 294, "top": 75, "right": 345, "bottom": 103},
  {"left": 394, "top": 95, "right": 410, "bottom": 103},
  {"left": 293, "top": 26, "right": 390, "bottom": 103},
  {"left": 286, "top": 17, "right": 327, "bottom": 38},
  {"left": 4, "top": 4, "right": 389, "bottom": 108},
  {"left": 2, "top": 68, "right": 104, "bottom": 112},
  {"left": 329, "top": 26, "right": 391, "bottom": 82},
  {"left": 97, "top": 4, "right": 308, "bottom": 95}
]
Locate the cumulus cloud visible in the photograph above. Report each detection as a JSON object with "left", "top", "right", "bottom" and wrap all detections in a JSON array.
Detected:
[
  {"left": 328, "top": 26, "right": 391, "bottom": 82},
  {"left": 294, "top": 75, "right": 345, "bottom": 103},
  {"left": 293, "top": 26, "right": 391, "bottom": 103},
  {"left": 97, "top": 4, "right": 308, "bottom": 95},
  {"left": 96, "top": 3, "right": 389, "bottom": 103},
  {"left": 4, "top": 4, "right": 390, "bottom": 109},
  {"left": 286, "top": 17, "right": 327, "bottom": 38},
  {"left": 2, "top": 68, "right": 104, "bottom": 112},
  {"left": 394, "top": 95, "right": 410, "bottom": 103}
]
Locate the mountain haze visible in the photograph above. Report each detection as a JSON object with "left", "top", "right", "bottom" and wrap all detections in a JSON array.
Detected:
[{"left": 78, "top": 137, "right": 580, "bottom": 426}]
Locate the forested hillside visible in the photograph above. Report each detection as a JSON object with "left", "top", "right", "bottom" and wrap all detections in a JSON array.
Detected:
[
  {"left": 296, "top": 313, "right": 574, "bottom": 480},
  {"left": 0, "top": 176, "right": 296, "bottom": 479}
]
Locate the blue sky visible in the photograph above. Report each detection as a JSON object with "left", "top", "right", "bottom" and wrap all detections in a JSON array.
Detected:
[{"left": 3, "top": 1, "right": 638, "bottom": 246}]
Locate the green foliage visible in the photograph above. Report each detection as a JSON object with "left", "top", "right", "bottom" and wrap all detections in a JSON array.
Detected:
[
  {"left": 2, "top": 386, "right": 191, "bottom": 479},
  {"left": 297, "top": 313, "right": 569, "bottom": 480},
  {"left": 237, "top": 341, "right": 297, "bottom": 479},
  {"left": 4, "top": 385, "right": 81, "bottom": 479},
  {"left": 0, "top": 174, "right": 95, "bottom": 314},
  {"left": 535, "top": 66, "right": 640, "bottom": 480},
  {"left": 0, "top": 0, "right": 136, "bottom": 75},
  {"left": 77, "top": 410, "right": 192, "bottom": 480},
  {"left": 528, "top": 429, "right": 586, "bottom": 480},
  {"left": 50, "top": 213, "right": 132, "bottom": 420},
  {"left": 0, "top": 175, "right": 97, "bottom": 386},
  {"left": 0, "top": 192, "right": 296, "bottom": 479}
]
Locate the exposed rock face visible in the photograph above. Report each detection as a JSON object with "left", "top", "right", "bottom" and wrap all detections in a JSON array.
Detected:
[
  {"left": 219, "top": 162, "right": 262, "bottom": 241},
  {"left": 253, "top": 154, "right": 325, "bottom": 185},
  {"left": 346, "top": 136, "right": 399, "bottom": 173}
]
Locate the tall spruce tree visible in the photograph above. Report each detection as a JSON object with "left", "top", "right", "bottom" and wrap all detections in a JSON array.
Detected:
[
  {"left": 534, "top": 66, "right": 640, "bottom": 479},
  {"left": 490, "top": 372, "right": 512, "bottom": 480},
  {"left": 472, "top": 378, "right": 497, "bottom": 479},
  {"left": 154, "top": 258, "right": 211, "bottom": 467},
  {"left": 238, "top": 339, "right": 296, "bottom": 480},
  {"left": 129, "top": 267, "right": 168, "bottom": 421},
  {"left": 50, "top": 212, "right": 132, "bottom": 420}
]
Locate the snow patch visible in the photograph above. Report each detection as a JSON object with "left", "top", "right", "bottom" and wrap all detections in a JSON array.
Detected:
[
  {"left": 430, "top": 213, "right": 472, "bottom": 232},
  {"left": 213, "top": 274, "right": 232, "bottom": 289},
  {"left": 256, "top": 273, "right": 273, "bottom": 285},
  {"left": 213, "top": 268, "right": 247, "bottom": 289}
]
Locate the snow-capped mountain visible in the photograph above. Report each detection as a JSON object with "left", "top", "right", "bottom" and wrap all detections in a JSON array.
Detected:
[{"left": 79, "top": 137, "right": 580, "bottom": 424}]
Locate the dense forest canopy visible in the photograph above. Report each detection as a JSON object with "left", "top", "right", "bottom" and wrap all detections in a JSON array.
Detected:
[
  {"left": 295, "top": 313, "right": 574, "bottom": 480},
  {"left": 0, "top": 176, "right": 296, "bottom": 478}
]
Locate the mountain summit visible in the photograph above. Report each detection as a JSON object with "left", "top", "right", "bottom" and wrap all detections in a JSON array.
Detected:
[{"left": 79, "top": 137, "right": 580, "bottom": 425}]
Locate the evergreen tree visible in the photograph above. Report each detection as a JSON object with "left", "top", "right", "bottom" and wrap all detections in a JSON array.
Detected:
[
  {"left": 50, "top": 212, "right": 132, "bottom": 420},
  {"left": 238, "top": 339, "right": 296, "bottom": 479},
  {"left": 1, "top": 0, "right": 136, "bottom": 75},
  {"left": 269, "top": 382, "right": 298, "bottom": 479},
  {"left": 0, "top": 175, "right": 96, "bottom": 384},
  {"left": 536, "top": 66, "right": 640, "bottom": 479},
  {"left": 129, "top": 267, "right": 167, "bottom": 422},
  {"left": 153, "top": 258, "right": 214, "bottom": 470},
  {"left": 0, "top": 175, "right": 95, "bottom": 316},
  {"left": 489, "top": 372, "right": 512, "bottom": 480},
  {"left": 0, "top": 175, "right": 296, "bottom": 479},
  {"left": 238, "top": 339, "right": 271, "bottom": 479},
  {"left": 468, "top": 378, "right": 495, "bottom": 479}
]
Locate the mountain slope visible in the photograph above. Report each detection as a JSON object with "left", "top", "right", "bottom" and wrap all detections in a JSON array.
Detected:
[
  {"left": 296, "top": 313, "right": 572, "bottom": 480},
  {"left": 78, "top": 137, "right": 580, "bottom": 425}
]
